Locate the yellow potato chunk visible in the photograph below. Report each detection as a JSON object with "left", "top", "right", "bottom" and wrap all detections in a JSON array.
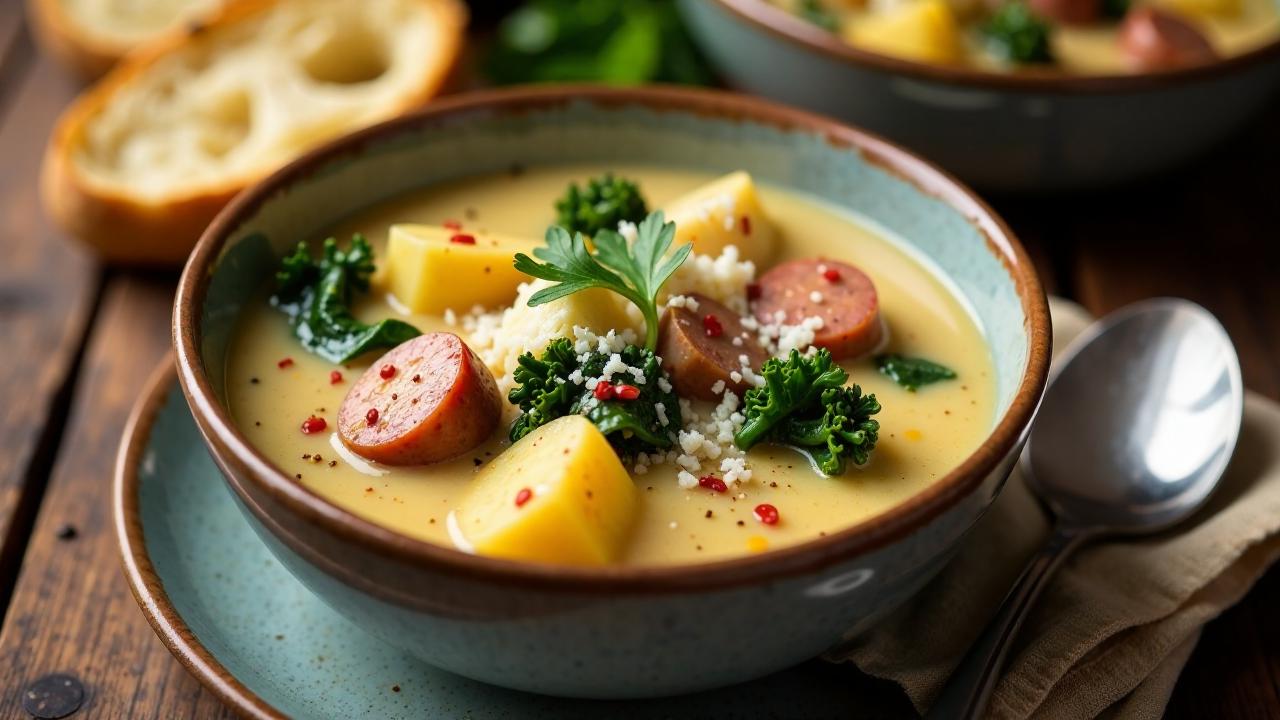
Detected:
[
  {"left": 386, "top": 224, "right": 540, "bottom": 314},
  {"left": 662, "top": 171, "right": 778, "bottom": 264},
  {"left": 1156, "top": 0, "right": 1239, "bottom": 18},
  {"left": 454, "top": 416, "right": 638, "bottom": 566},
  {"left": 843, "top": 0, "right": 962, "bottom": 65}
]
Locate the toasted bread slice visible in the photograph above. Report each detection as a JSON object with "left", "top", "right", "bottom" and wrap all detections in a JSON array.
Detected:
[
  {"left": 27, "top": 0, "right": 225, "bottom": 78},
  {"left": 42, "top": 0, "right": 466, "bottom": 265}
]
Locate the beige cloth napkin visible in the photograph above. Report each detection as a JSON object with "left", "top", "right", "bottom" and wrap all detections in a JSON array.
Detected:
[{"left": 830, "top": 298, "right": 1280, "bottom": 719}]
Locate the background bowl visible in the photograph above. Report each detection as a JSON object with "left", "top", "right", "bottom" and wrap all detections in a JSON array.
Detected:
[
  {"left": 174, "top": 85, "right": 1050, "bottom": 699},
  {"left": 680, "top": 0, "right": 1280, "bottom": 192}
]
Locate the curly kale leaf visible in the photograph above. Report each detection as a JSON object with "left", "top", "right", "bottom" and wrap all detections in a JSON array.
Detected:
[
  {"left": 875, "top": 353, "right": 957, "bottom": 392},
  {"left": 270, "top": 235, "right": 421, "bottom": 363},
  {"left": 514, "top": 211, "right": 690, "bottom": 351},
  {"left": 983, "top": 2, "right": 1054, "bottom": 64},
  {"left": 735, "top": 349, "right": 881, "bottom": 476},
  {"left": 507, "top": 339, "right": 680, "bottom": 458},
  {"left": 554, "top": 173, "right": 649, "bottom": 237},
  {"left": 508, "top": 338, "right": 582, "bottom": 443}
]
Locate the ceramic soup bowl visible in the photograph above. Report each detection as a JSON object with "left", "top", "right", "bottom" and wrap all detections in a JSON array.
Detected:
[
  {"left": 680, "top": 0, "right": 1280, "bottom": 192},
  {"left": 174, "top": 86, "right": 1051, "bottom": 699}
]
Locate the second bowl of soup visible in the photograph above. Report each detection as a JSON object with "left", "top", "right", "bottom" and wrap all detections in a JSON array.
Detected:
[{"left": 175, "top": 86, "right": 1050, "bottom": 698}]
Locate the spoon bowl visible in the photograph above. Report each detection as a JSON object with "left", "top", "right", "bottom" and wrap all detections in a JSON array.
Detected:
[
  {"left": 929, "top": 297, "right": 1244, "bottom": 719},
  {"left": 1024, "top": 298, "right": 1244, "bottom": 533}
]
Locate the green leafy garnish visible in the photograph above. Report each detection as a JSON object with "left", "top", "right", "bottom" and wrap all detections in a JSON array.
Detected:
[
  {"left": 485, "top": 0, "right": 713, "bottom": 86},
  {"left": 734, "top": 349, "right": 881, "bottom": 476},
  {"left": 271, "top": 235, "right": 421, "bottom": 363},
  {"left": 514, "top": 211, "right": 691, "bottom": 352},
  {"left": 555, "top": 174, "right": 649, "bottom": 237},
  {"left": 875, "top": 353, "right": 957, "bottom": 392},
  {"left": 983, "top": 2, "right": 1054, "bottom": 64},
  {"left": 509, "top": 338, "right": 681, "bottom": 457},
  {"left": 797, "top": 0, "right": 840, "bottom": 31}
]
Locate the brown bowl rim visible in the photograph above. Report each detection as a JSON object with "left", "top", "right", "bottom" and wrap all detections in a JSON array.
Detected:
[
  {"left": 115, "top": 357, "right": 285, "bottom": 720},
  {"left": 173, "top": 84, "right": 1052, "bottom": 593},
  {"left": 708, "top": 0, "right": 1280, "bottom": 94}
]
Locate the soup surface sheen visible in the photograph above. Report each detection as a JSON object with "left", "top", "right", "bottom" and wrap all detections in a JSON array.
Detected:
[{"left": 227, "top": 165, "right": 997, "bottom": 566}]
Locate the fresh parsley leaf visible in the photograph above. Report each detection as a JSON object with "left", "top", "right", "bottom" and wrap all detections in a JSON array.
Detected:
[
  {"left": 875, "top": 353, "right": 957, "bottom": 392},
  {"left": 983, "top": 2, "right": 1054, "bottom": 64},
  {"left": 513, "top": 211, "right": 691, "bottom": 351},
  {"left": 555, "top": 174, "right": 649, "bottom": 236},
  {"left": 271, "top": 235, "right": 421, "bottom": 363},
  {"left": 734, "top": 349, "right": 881, "bottom": 475},
  {"left": 508, "top": 338, "right": 681, "bottom": 457}
]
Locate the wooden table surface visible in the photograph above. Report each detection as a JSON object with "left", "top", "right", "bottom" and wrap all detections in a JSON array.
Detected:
[{"left": 0, "top": 1, "right": 1276, "bottom": 716}]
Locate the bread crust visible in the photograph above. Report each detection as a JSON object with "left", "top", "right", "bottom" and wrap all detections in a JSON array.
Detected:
[{"left": 41, "top": 0, "right": 468, "bottom": 266}]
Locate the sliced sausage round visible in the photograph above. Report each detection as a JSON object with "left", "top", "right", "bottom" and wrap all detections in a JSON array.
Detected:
[
  {"left": 752, "top": 258, "right": 883, "bottom": 361},
  {"left": 1028, "top": 0, "right": 1099, "bottom": 25},
  {"left": 658, "top": 293, "right": 769, "bottom": 400},
  {"left": 338, "top": 333, "right": 501, "bottom": 465},
  {"left": 1119, "top": 7, "right": 1216, "bottom": 72}
]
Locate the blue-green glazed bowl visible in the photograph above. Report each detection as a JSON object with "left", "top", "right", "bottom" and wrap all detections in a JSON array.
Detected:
[
  {"left": 173, "top": 86, "right": 1051, "bottom": 699},
  {"left": 680, "top": 0, "right": 1280, "bottom": 192}
]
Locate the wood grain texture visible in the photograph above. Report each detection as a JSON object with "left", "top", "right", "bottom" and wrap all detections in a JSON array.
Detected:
[
  {"left": 0, "top": 275, "right": 235, "bottom": 719},
  {"left": 1070, "top": 98, "right": 1280, "bottom": 719},
  {"left": 0, "top": 44, "right": 100, "bottom": 610}
]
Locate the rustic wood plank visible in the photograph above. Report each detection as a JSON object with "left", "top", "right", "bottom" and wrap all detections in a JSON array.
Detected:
[
  {"left": 0, "top": 275, "right": 235, "bottom": 719},
  {"left": 0, "top": 47, "right": 101, "bottom": 608},
  {"left": 1071, "top": 96, "right": 1280, "bottom": 719}
]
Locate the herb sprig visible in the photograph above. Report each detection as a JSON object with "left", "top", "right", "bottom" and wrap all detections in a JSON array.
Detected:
[{"left": 513, "top": 211, "right": 691, "bottom": 351}]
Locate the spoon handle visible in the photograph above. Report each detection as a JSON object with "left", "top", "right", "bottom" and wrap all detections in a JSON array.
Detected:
[{"left": 925, "top": 526, "right": 1092, "bottom": 720}]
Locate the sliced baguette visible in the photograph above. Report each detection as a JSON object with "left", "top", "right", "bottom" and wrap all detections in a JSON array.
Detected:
[
  {"left": 27, "top": 0, "right": 226, "bottom": 78},
  {"left": 42, "top": 0, "right": 467, "bottom": 265}
]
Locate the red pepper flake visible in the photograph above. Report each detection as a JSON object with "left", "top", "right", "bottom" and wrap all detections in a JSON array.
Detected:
[
  {"left": 822, "top": 268, "right": 841, "bottom": 283},
  {"left": 699, "top": 475, "right": 728, "bottom": 493},
  {"left": 277, "top": 357, "right": 294, "bottom": 369},
  {"left": 593, "top": 383, "right": 615, "bottom": 401},
  {"left": 514, "top": 487, "right": 533, "bottom": 507},
  {"left": 449, "top": 233, "right": 476, "bottom": 245},
  {"left": 442, "top": 219, "right": 463, "bottom": 230},
  {"left": 746, "top": 283, "right": 762, "bottom": 301},
  {"left": 329, "top": 370, "right": 343, "bottom": 385},
  {"left": 614, "top": 384, "right": 641, "bottom": 401},
  {"left": 379, "top": 364, "right": 396, "bottom": 380},
  {"left": 740, "top": 216, "right": 752, "bottom": 236},
  {"left": 753, "top": 503, "right": 780, "bottom": 525},
  {"left": 300, "top": 416, "right": 327, "bottom": 434},
  {"left": 365, "top": 408, "right": 380, "bottom": 427},
  {"left": 702, "top": 314, "right": 724, "bottom": 338}
]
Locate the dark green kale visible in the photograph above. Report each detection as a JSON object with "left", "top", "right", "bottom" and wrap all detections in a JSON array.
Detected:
[
  {"left": 554, "top": 174, "right": 649, "bottom": 237},
  {"left": 270, "top": 235, "right": 421, "bottom": 364},
  {"left": 983, "top": 2, "right": 1054, "bottom": 64},
  {"left": 485, "top": 0, "right": 713, "bottom": 86},
  {"left": 508, "top": 338, "right": 681, "bottom": 457},
  {"left": 875, "top": 353, "right": 957, "bottom": 392},
  {"left": 734, "top": 349, "right": 881, "bottom": 476},
  {"left": 797, "top": 0, "right": 840, "bottom": 31}
]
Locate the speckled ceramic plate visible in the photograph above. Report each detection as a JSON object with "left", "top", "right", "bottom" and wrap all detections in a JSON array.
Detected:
[{"left": 115, "top": 361, "right": 892, "bottom": 719}]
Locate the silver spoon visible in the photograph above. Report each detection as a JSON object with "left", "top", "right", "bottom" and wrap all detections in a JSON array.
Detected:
[{"left": 927, "top": 298, "right": 1243, "bottom": 720}]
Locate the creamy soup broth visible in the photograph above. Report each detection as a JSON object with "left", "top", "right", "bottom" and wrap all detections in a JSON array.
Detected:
[{"left": 227, "top": 165, "right": 997, "bottom": 565}]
